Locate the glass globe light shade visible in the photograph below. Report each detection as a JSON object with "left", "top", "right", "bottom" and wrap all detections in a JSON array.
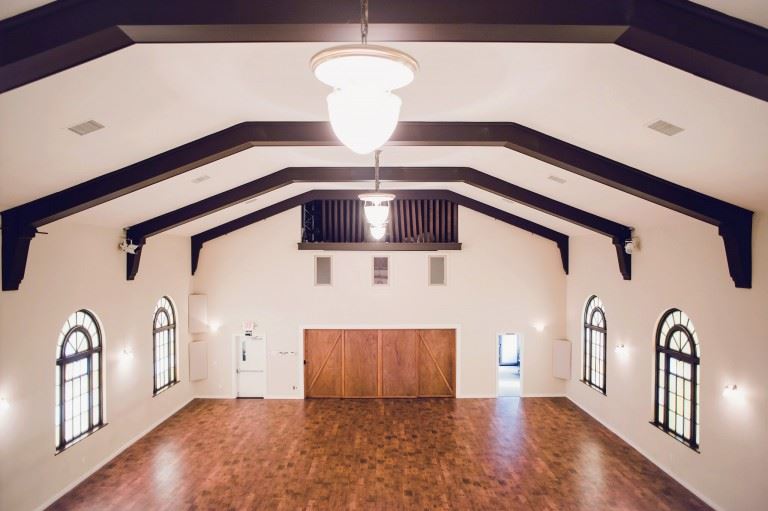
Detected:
[
  {"left": 326, "top": 89, "right": 401, "bottom": 155},
  {"left": 311, "top": 45, "right": 418, "bottom": 154},
  {"left": 370, "top": 224, "right": 387, "bottom": 240},
  {"left": 359, "top": 193, "right": 395, "bottom": 225}
]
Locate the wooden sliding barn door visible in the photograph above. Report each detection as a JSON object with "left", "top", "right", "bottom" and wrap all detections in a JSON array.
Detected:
[
  {"left": 380, "top": 330, "right": 420, "bottom": 397},
  {"left": 343, "top": 330, "right": 379, "bottom": 397},
  {"left": 304, "top": 329, "right": 455, "bottom": 398},
  {"left": 418, "top": 329, "right": 456, "bottom": 397},
  {"left": 304, "top": 329, "right": 343, "bottom": 398}
]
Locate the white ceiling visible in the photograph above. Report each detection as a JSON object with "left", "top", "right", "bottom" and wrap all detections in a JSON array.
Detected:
[
  {"left": 0, "top": 0, "right": 52, "bottom": 20},
  {"left": 0, "top": 38, "right": 765, "bottom": 242},
  {"left": 693, "top": 0, "right": 768, "bottom": 28}
]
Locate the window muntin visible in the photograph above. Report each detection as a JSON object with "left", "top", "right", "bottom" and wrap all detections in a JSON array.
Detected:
[
  {"left": 56, "top": 310, "right": 103, "bottom": 451},
  {"left": 582, "top": 295, "right": 607, "bottom": 394},
  {"left": 153, "top": 297, "right": 178, "bottom": 394},
  {"left": 654, "top": 308, "right": 700, "bottom": 450}
]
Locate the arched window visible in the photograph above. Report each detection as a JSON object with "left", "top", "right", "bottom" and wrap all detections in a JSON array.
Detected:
[
  {"left": 582, "top": 295, "right": 607, "bottom": 394},
  {"left": 153, "top": 296, "right": 178, "bottom": 394},
  {"left": 56, "top": 310, "right": 103, "bottom": 451},
  {"left": 654, "top": 308, "right": 700, "bottom": 450}
]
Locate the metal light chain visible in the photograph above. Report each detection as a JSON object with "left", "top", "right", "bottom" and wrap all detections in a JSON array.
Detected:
[
  {"left": 360, "top": 0, "right": 369, "bottom": 44},
  {"left": 373, "top": 149, "right": 381, "bottom": 191}
]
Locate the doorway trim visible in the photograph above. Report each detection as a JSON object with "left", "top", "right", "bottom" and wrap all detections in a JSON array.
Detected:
[{"left": 495, "top": 332, "right": 524, "bottom": 398}]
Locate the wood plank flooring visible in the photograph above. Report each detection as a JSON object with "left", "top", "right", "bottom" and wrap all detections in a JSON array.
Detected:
[{"left": 49, "top": 398, "right": 711, "bottom": 510}]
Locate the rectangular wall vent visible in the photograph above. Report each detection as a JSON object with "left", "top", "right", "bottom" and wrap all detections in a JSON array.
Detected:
[
  {"left": 67, "top": 120, "right": 104, "bottom": 136},
  {"left": 428, "top": 255, "right": 446, "bottom": 286},
  {"left": 648, "top": 120, "right": 684, "bottom": 136},
  {"left": 191, "top": 174, "right": 211, "bottom": 184},
  {"left": 314, "top": 256, "right": 332, "bottom": 286}
]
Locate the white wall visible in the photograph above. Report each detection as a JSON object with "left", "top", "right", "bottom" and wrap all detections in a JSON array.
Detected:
[
  {"left": 0, "top": 223, "right": 193, "bottom": 511},
  {"left": 192, "top": 206, "right": 567, "bottom": 399},
  {"left": 565, "top": 215, "right": 768, "bottom": 511}
]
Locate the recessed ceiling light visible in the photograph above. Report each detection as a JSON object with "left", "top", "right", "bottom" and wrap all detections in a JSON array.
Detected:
[
  {"left": 648, "top": 120, "right": 684, "bottom": 136},
  {"left": 548, "top": 175, "right": 567, "bottom": 184},
  {"left": 67, "top": 120, "right": 104, "bottom": 136},
  {"left": 191, "top": 174, "right": 211, "bottom": 184}
]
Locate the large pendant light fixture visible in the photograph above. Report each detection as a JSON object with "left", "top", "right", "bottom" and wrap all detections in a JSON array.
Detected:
[
  {"left": 359, "top": 150, "right": 394, "bottom": 240},
  {"left": 310, "top": 0, "right": 418, "bottom": 154}
]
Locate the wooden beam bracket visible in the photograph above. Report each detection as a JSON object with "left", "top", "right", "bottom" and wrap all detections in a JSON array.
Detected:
[
  {"left": 125, "top": 238, "right": 145, "bottom": 281},
  {"left": 718, "top": 215, "right": 753, "bottom": 289},
  {"left": 1, "top": 212, "right": 37, "bottom": 291}
]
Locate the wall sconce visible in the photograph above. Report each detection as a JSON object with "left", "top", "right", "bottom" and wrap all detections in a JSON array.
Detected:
[
  {"left": 208, "top": 321, "right": 221, "bottom": 333},
  {"left": 722, "top": 384, "right": 739, "bottom": 397},
  {"left": 614, "top": 343, "right": 626, "bottom": 353},
  {"left": 533, "top": 322, "right": 546, "bottom": 333},
  {"left": 0, "top": 397, "right": 9, "bottom": 412},
  {"left": 121, "top": 346, "right": 134, "bottom": 361}
]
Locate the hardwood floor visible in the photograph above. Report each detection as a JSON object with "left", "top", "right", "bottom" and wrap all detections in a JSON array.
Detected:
[{"left": 50, "top": 398, "right": 711, "bottom": 511}]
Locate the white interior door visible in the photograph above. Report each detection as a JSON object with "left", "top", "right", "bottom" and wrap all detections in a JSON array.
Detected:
[{"left": 237, "top": 335, "right": 267, "bottom": 397}]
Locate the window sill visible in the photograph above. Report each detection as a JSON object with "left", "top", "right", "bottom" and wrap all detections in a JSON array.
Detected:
[
  {"left": 153, "top": 380, "right": 180, "bottom": 397},
  {"left": 648, "top": 421, "right": 700, "bottom": 453},
  {"left": 579, "top": 379, "right": 606, "bottom": 396},
  {"left": 55, "top": 423, "right": 108, "bottom": 455}
]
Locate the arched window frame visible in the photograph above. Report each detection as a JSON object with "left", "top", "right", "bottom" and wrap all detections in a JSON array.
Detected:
[
  {"left": 582, "top": 295, "right": 607, "bottom": 394},
  {"left": 653, "top": 308, "right": 701, "bottom": 451},
  {"left": 153, "top": 296, "right": 178, "bottom": 394},
  {"left": 56, "top": 310, "right": 104, "bottom": 452}
]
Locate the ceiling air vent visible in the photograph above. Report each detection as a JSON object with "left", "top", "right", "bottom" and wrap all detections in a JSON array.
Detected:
[
  {"left": 648, "top": 120, "right": 684, "bottom": 136},
  {"left": 548, "top": 175, "right": 567, "bottom": 184},
  {"left": 67, "top": 120, "right": 104, "bottom": 136},
  {"left": 191, "top": 174, "right": 211, "bottom": 184}
]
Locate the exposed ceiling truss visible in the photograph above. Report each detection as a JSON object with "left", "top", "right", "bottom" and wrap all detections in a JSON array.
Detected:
[
  {"left": 1, "top": 121, "right": 752, "bottom": 291},
  {"left": 189, "top": 189, "right": 570, "bottom": 277},
  {"left": 1, "top": 0, "right": 766, "bottom": 101},
  {"left": 124, "top": 166, "right": 627, "bottom": 281}
]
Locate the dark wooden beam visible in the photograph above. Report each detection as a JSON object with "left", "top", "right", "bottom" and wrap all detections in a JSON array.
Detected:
[
  {"left": 1, "top": 0, "right": 766, "bottom": 100},
  {"left": 2, "top": 121, "right": 751, "bottom": 288},
  {"left": 190, "top": 189, "right": 570, "bottom": 276}
]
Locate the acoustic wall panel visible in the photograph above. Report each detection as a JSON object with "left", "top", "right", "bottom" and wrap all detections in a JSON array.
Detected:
[
  {"left": 188, "top": 294, "right": 208, "bottom": 334},
  {"left": 553, "top": 339, "right": 572, "bottom": 380},
  {"left": 189, "top": 341, "right": 208, "bottom": 381}
]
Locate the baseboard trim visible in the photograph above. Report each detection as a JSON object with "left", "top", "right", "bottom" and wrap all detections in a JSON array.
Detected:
[
  {"left": 37, "top": 395, "right": 195, "bottom": 511},
  {"left": 522, "top": 393, "right": 566, "bottom": 398},
  {"left": 195, "top": 394, "right": 235, "bottom": 399},
  {"left": 565, "top": 396, "right": 721, "bottom": 511},
  {"left": 266, "top": 395, "right": 303, "bottom": 400}
]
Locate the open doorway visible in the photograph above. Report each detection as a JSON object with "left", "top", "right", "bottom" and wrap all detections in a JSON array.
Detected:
[{"left": 496, "top": 333, "right": 520, "bottom": 397}]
